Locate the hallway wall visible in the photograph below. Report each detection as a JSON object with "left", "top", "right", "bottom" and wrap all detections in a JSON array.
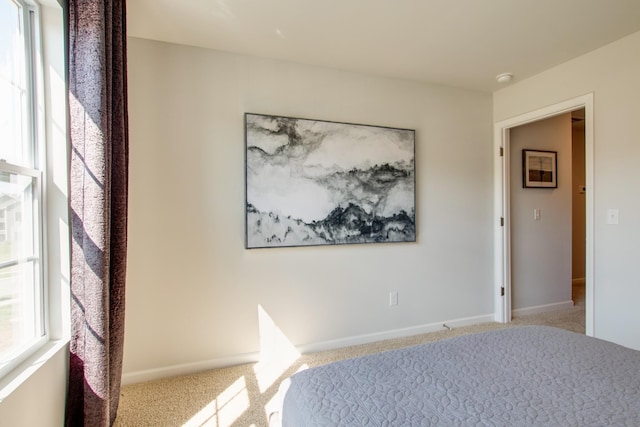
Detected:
[{"left": 509, "top": 114, "right": 573, "bottom": 311}]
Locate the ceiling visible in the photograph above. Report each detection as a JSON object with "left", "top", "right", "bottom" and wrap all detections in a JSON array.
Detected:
[{"left": 127, "top": 0, "right": 640, "bottom": 93}]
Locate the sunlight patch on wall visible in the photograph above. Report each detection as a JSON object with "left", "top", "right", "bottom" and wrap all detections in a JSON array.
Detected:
[{"left": 254, "top": 305, "right": 300, "bottom": 393}]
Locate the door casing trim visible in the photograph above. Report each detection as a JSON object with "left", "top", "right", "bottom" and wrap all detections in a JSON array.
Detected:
[{"left": 493, "top": 93, "right": 594, "bottom": 336}]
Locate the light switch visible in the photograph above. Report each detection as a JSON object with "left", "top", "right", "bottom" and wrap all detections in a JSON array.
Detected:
[
  {"left": 389, "top": 291, "right": 398, "bottom": 306},
  {"left": 606, "top": 209, "right": 619, "bottom": 225},
  {"left": 534, "top": 208, "right": 541, "bottom": 221}
]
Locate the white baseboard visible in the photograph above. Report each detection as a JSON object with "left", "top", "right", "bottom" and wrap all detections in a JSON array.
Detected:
[
  {"left": 512, "top": 300, "right": 574, "bottom": 317},
  {"left": 296, "top": 313, "right": 495, "bottom": 354},
  {"left": 121, "top": 313, "right": 495, "bottom": 386},
  {"left": 121, "top": 352, "right": 260, "bottom": 386}
]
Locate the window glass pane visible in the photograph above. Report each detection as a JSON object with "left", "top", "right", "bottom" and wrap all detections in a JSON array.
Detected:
[
  {"left": 0, "top": 261, "right": 38, "bottom": 362},
  {"left": 0, "top": 171, "right": 40, "bottom": 365},
  {"left": 0, "top": 0, "right": 32, "bottom": 167},
  {"left": 0, "top": 171, "right": 35, "bottom": 261}
]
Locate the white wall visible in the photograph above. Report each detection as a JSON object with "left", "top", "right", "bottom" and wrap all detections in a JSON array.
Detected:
[
  {"left": 509, "top": 114, "right": 572, "bottom": 311},
  {"left": 0, "top": 347, "right": 68, "bottom": 426},
  {"left": 494, "top": 30, "right": 640, "bottom": 350},
  {"left": 124, "top": 37, "right": 494, "bottom": 381}
]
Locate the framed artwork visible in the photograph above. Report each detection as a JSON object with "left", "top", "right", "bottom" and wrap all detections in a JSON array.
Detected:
[
  {"left": 523, "top": 149, "right": 557, "bottom": 188},
  {"left": 245, "top": 113, "right": 416, "bottom": 249}
]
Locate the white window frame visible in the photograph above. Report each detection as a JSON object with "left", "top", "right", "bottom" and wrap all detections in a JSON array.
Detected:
[{"left": 0, "top": 0, "right": 49, "bottom": 381}]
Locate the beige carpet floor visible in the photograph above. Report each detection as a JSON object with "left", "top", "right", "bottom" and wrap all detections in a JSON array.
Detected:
[{"left": 115, "top": 290, "right": 585, "bottom": 427}]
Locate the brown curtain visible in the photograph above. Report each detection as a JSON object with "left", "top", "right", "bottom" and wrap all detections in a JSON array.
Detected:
[{"left": 65, "top": 0, "right": 129, "bottom": 425}]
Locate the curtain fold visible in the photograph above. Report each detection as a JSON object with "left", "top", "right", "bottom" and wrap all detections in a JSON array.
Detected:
[{"left": 65, "top": 0, "right": 129, "bottom": 425}]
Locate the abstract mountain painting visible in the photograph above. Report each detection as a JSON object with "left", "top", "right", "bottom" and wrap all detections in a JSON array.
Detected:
[{"left": 245, "top": 113, "right": 415, "bottom": 248}]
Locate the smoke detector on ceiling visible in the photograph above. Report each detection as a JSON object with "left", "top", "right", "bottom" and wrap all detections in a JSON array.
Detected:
[{"left": 496, "top": 72, "right": 513, "bottom": 84}]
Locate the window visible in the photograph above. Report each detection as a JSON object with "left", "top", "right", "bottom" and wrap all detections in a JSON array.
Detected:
[{"left": 0, "top": 0, "right": 46, "bottom": 379}]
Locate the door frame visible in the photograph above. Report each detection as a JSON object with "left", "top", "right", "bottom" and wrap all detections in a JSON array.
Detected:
[{"left": 493, "top": 93, "right": 594, "bottom": 336}]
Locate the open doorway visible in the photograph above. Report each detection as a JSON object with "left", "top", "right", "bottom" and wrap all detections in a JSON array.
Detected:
[
  {"left": 507, "top": 110, "right": 585, "bottom": 320},
  {"left": 509, "top": 113, "right": 575, "bottom": 317},
  {"left": 493, "top": 94, "right": 594, "bottom": 336}
]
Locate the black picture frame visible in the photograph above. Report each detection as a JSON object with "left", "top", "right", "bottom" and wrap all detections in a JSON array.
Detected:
[
  {"left": 522, "top": 149, "right": 557, "bottom": 188},
  {"left": 245, "top": 113, "right": 416, "bottom": 249}
]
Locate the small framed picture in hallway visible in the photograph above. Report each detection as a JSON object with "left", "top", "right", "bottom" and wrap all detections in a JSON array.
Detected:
[{"left": 523, "top": 149, "right": 557, "bottom": 188}]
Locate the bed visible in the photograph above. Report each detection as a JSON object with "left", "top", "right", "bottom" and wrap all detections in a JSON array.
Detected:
[{"left": 276, "top": 326, "right": 640, "bottom": 426}]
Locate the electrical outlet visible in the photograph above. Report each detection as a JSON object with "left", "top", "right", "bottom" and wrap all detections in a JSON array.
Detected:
[{"left": 389, "top": 291, "right": 398, "bottom": 306}]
